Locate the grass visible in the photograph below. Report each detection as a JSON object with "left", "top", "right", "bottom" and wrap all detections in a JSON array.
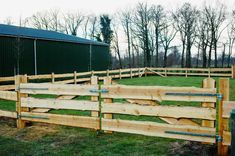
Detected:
[{"left": 0, "top": 76, "right": 234, "bottom": 156}]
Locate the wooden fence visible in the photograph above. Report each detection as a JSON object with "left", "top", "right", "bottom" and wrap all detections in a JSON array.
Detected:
[
  {"left": 0, "top": 66, "right": 235, "bottom": 91},
  {"left": 0, "top": 75, "right": 234, "bottom": 155}
]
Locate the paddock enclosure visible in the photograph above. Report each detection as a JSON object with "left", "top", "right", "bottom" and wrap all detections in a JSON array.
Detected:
[
  {"left": 0, "top": 24, "right": 109, "bottom": 77},
  {"left": 0, "top": 67, "right": 235, "bottom": 156}
]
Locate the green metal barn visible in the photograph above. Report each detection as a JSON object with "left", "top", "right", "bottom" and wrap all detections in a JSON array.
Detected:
[{"left": 0, "top": 24, "right": 109, "bottom": 77}]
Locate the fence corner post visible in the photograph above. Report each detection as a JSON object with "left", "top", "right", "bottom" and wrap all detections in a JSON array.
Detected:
[
  {"left": 15, "top": 75, "right": 28, "bottom": 129},
  {"left": 218, "top": 78, "right": 230, "bottom": 156},
  {"left": 119, "top": 69, "right": 122, "bottom": 79}
]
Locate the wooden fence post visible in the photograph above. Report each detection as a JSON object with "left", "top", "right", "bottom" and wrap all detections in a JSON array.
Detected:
[
  {"left": 232, "top": 66, "right": 235, "bottom": 78},
  {"left": 15, "top": 75, "right": 28, "bottom": 129},
  {"left": 218, "top": 78, "right": 230, "bottom": 156},
  {"left": 145, "top": 67, "right": 147, "bottom": 77},
  {"left": 106, "top": 69, "right": 110, "bottom": 77},
  {"left": 91, "top": 70, "right": 94, "bottom": 77},
  {"left": 51, "top": 72, "right": 55, "bottom": 83},
  {"left": 130, "top": 68, "right": 133, "bottom": 79},
  {"left": 165, "top": 68, "right": 167, "bottom": 77},
  {"left": 103, "top": 76, "right": 113, "bottom": 133},
  {"left": 138, "top": 68, "right": 141, "bottom": 77},
  {"left": 91, "top": 76, "right": 99, "bottom": 119},
  {"left": 119, "top": 69, "right": 122, "bottom": 79},
  {"left": 74, "top": 71, "right": 77, "bottom": 84},
  {"left": 201, "top": 78, "right": 215, "bottom": 128},
  {"left": 185, "top": 68, "right": 188, "bottom": 77},
  {"left": 208, "top": 68, "right": 211, "bottom": 78}
]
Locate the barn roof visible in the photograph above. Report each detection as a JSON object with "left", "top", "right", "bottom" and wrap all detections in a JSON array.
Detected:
[{"left": 0, "top": 24, "right": 108, "bottom": 46}]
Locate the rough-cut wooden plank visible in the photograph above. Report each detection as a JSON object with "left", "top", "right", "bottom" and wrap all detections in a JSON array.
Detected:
[
  {"left": 160, "top": 117, "right": 199, "bottom": 126},
  {"left": 146, "top": 68, "right": 166, "bottom": 77},
  {"left": 21, "top": 97, "right": 99, "bottom": 111},
  {"left": 56, "top": 95, "right": 77, "bottom": 100},
  {"left": 0, "top": 76, "right": 15, "bottom": 82},
  {"left": 127, "top": 99, "right": 159, "bottom": 105},
  {"left": 127, "top": 99, "right": 199, "bottom": 126},
  {"left": 0, "top": 85, "right": 15, "bottom": 91},
  {"left": 102, "top": 103, "right": 216, "bottom": 120},
  {"left": 21, "top": 112, "right": 99, "bottom": 129},
  {"left": 0, "top": 91, "right": 17, "bottom": 101},
  {"left": 223, "top": 101, "right": 235, "bottom": 118},
  {"left": 222, "top": 131, "right": 231, "bottom": 146},
  {"left": 102, "top": 118, "right": 216, "bottom": 143},
  {"left": 19, "top": 83, "right": 98, "bottom": 96},
  {"left": 32, "top": 108, "right": 51, "bottom": 113},
  {"left": 0, "top": 110, "right": 17, "bottom": 118},
  {"left": 101, "top": 85, "right": 216, "bottom": 102},
  {"left": 32, "top": 95, "right": 77, "bottom": 113}
]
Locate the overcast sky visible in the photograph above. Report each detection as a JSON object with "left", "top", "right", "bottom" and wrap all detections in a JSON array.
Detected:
[
  {"left": 1, "top": 0, "right": 234, "bottom": 57},
  {"left": 0, "top": 0, "right": 234, "bottom": 21}
]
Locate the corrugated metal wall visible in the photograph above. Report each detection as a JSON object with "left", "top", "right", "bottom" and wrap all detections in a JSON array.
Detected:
[
  {"left": 0, "top": 36, "right": 34, "bottom": 76},
  {"left": 0, "top": 36, "right": 109, "bottom": 76}
]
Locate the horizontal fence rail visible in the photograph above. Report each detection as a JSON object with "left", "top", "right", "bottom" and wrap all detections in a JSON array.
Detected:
[{"left": 0, "top": 66, "right": 235, "bottom": 91}]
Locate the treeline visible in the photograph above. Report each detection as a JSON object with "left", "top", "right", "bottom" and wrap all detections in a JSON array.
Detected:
[{"left": 3, "top": 2, "right": 235, "bottom": 69}]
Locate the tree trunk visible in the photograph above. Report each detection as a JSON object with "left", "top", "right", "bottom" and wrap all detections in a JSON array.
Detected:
[
  {"left": 208, "top": 39, "right": 213, "bottom": 68},
  {"left": 214, "top": 39, "right": 218, "bottom": 68},
  {"left": 181, "top": 42, "right": 185, "bottom": 67},
  {"left": 155, "top": 26, "right": 159, "bottom": 67},
  {"left": 163, "top": 47, "right": 168, "bottom": 67}
]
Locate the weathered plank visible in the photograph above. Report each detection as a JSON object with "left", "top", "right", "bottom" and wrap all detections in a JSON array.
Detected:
[
  {"left": 0, "top": 91, "right": 17, "bottom": 101},
  {"left": 21, "top": 112, "right": 99, "bottom": 129},
  {"left": 160, "top": 117, "right": 199, "bottom": 126},
  {"left": 21, "top": 97, "right": 99, "bottom": 111},
  {"left": 223, "top": 101, "right": 235, "bottom": 118},
  {"left": 0, "top": 76, "right": 15, "bottom": 82},
  {"left": 0, "top": 110, "right": 17, "bottom": 118},
  {"left": 222, "top": 131, "right": 231, "bottom": 146},
  {"left": 19, "top": 83, "right": 98, "bottom": 96},
  {"left": 102, "top": 118, "right": 216, "bottom": 143},
  {"left": 127, "top": 99, "right": 158, "bottom": 105},
  {"left": 101, "top": 85, "right": 216, "bottom": 102},
  {"left": 0, "top": 85, "right": 15, "bottom": 91},
  {"left": 102, "top": 103, "right": 216, "bottom": 120},
  {"left": 32, "top": 95, "right": 77, "bottom": 113}
]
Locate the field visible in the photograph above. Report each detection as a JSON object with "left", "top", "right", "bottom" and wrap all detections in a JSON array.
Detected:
[{"left": 0, "top": 76, "right": 234, "bottom": 156}]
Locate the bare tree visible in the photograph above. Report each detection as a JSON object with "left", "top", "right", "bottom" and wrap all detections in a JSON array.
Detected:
[
  {"left": 204, "top": 4, "right": 226, "bottom": 67},
  {"left": 85, "top": 15, "right": 99, "bottom": 40},
  {"left": 120, "top": 10, "right": 132, "bottom": 68},
  {"left": 227, "top": 10, "right": 235, "bottom": 67},
  {"left": 49, "top": 9, "right": 61, "bottom": 31},
  {"left": 3, "top": 17, "right": 14, "bottom": 25},
  {"left": 150, "top": 4, "right": 165, "bottom": 67},
  {"left": 63, "top": 12, "right": 84, "bottom": 36},
  {"left": 159, "top": 20, "right": 177, "bottom": 67},
  {"left": 173, "top": 3, "right": 198, "bottom": 67},
  {"left": 30, "top": 11, "right": 51, "bottom": 30},
  {"left": 132, "top": 3, "right": 151, "bottom": 67},
  {"left": 111, "top": 23, "right": 122, "bottom": 69}
]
